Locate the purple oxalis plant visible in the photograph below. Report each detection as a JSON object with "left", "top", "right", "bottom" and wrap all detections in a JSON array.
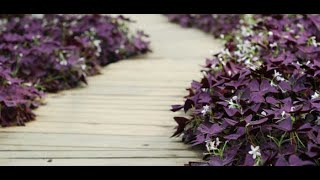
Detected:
[
  {"left": 171, "top": 14, "right": 320, "bottom": 166},
  {"left": 0, "top": 14, "right": 150, "bottom": 127},
  {"left": 165, "top": 14, "right": 242, "bottom": 38}
]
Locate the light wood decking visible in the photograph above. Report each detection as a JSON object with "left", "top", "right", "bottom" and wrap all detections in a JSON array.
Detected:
[{"left": 0, "top": 14, "right": 222, "bottom": 166}]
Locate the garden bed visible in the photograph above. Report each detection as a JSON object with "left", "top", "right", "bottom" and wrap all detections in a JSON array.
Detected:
[
  {"left": 168, "top": 14, "right": 320, "bottom": 166},
  {"left": 0, "top": 14, "right": 150, "bottom": 127}
]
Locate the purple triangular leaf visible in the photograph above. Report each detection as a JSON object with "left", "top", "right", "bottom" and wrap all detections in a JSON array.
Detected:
[
  {"left": 224, "top": 127, "right": 245, "bottom": 140},
  {"left": 170, "top": 104, "right": 184, "bottom": 112},
  {"left": 248, "top": 118, "right": 269, "bottom": 126},
  {"left": 224, "top": 107, "right": 238, "bottom": 117},
  {"left": 288, "top": 155, "right": 315, "bottom": 166},
  {"left": 275, "top": 117, "right": 293, "bottom": 132},
  {"left": 224, "top": 118, "right": 238, "bottom": 126},
  {"left": 275, "top": 156, "right": 289, "bottom": 166},
  {"left": 172, "top": 117, "right": 189, "bottom": 137}
]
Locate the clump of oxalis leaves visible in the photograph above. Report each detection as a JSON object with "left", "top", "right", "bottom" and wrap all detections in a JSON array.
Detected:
[
  {"left": 171, "top": 14, "right": 320, "bottom": 166},
  {"left": 0, "top": 14, "right": 150, "bottom": 127},
  {"left": 165, "top": 14, "right": 242, "bottom": 38}
]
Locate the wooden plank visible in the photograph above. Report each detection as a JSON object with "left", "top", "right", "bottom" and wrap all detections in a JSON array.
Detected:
[
  {"left": 0, "top": 145, "right": 111, "bottom": 151},
  {"left": 36, "top": 117, "right": 178, "bottom": 127},
  {"left": 0, "top": 132, "right": 191, "bottom": 150},
  {"left": 0, "top": 122, "right": 175, "bottom": 136},
  {"left": 0, "top": 158, "right": 199, "bottom": 166},
  {"left": 0, "top": 150, "right": 200, "bottom": 158},
  {"left": 45, "top": 93, "right": 188, "bottom": 101},
  {"left": 0, "top": 132, "right": 181, "bottom": 142},
  {"left": 42, "top": 99, "right": 181, "bottom": 106}
]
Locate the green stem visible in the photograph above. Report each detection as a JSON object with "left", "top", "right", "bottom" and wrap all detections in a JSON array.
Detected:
[
  {"left": 294, "top": 132, "right": 306, "bottom": 148},
  {"left": 279, "top": 132, "right": 287, "bottom": 147},
  {"left": 220, "top": 141, "right": 228, "bottom": 159}
]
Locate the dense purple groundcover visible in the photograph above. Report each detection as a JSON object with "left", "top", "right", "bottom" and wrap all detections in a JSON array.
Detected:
[
  {"left": 165, "top": 14, "right": 242, "bottom": 38},
  {"left": 0, "top": 67, "right": 43, "bottom": 127},
  {"left": 170, "top": 14, "right": 320, "bottom": 166},
  {"left": 0, "top": 14, "right": 150, "bottom": 126}
]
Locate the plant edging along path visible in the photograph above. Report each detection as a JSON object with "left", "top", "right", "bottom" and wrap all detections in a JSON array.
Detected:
[
  {"left": 0, "top": 14, "right": 150, "bottom": 127},
  {"left": 0, "top": 14, "right": 222, "bottom": 165},
  {"left": 168, "top": 14, "right": 320, "bottom": 166}
]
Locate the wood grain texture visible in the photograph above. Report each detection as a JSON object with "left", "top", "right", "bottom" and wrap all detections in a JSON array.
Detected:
[{"left": 0, "top": 14, "right": 222, "bottom": 166}]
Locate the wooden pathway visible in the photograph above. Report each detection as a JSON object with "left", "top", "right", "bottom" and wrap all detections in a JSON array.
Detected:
[{"left": 0, "top": 14, "right": 222, "bottom": 166}]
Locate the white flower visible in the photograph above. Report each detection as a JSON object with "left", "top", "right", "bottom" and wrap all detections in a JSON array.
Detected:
[
  {"left": 215, "top": 137, "right": 221, "bottom": 147},
  {"left": 261, "top": 111, "right": 267, "bottom": 116},
  {"left": 93, "top": 40, "right": 102, "bottom": 56},
  {"left": 220, "top": 34, "right": 225, "bottom": 39},
  {"left": 310, "top": 36, "right": 318, "bottom": 47},
  {"left": 202, "top": 88, "right": 208, "bottom": 92},
  {"left": 93, "top": 40, "right": 101, "bottom": 47},
  {"left": 269, "top": 42, "right": 278, "bottom": 48},
  {"left": 290, "top": 107, "right": 295, "bottom": 112},
  {"left": 249, "top": 65, "right": 258, "bottom": 71},
  {"left": 297, "top": 23, "right": 304, "bottom": 29},
  {"left": 81, "top": 64, "right": 86, "bottom": 70},
  {"left": 201, "top": 105, "right": 210, "bottom": 115},
  {"left": 281, "top": 111, "right": 286, "bottom": 119},
  {"left": 306, "top": 61, "right": 311, "bottom": 66},
  {"left": 228, "top": 103, "right": 237, "bottom": 109},
  {"left": 232, "top": 96, "right": 238, "bottom": 101},
  {"left": 205, "top": 138, "right": 221, "bottom": 152},
  {"left": 234, "top": 50, "right": 242, "bottom": 58},
  {"left": 79, "top": 58, "right": 85, "bottom": 62},
  {"left": 89, "top": 27, "right": 96, "bottom": 33},
  {"left": 296, "top": 61, "right": 302, "bottom": 66},
  {"left": 248, "top": 145, "right": 261, "bottom": 159},
  {"left": 227, "top": 96, "right": 241, "bottom": 109},
  {"left": 273, "top": 70, "right": 281, "bottom": 78},
  {"left": 276, "top": 76, "right": 285, "bottom": 82},
  {"left": 221, "top": 49, "right": 231, "bottom": 56},
  {"left": 60, "top": 60, "right": 68, "bottom": 66},
  {"left": 23, "top": 82, "right": 32, "bottom": 87},
  {"left": 252, "top": 57, "right": 259, "bottom": 61},
  {"left": 311, "top": 92, "right": 320, "bottom": 99},
  {"left": 273, "top": 70, "right": 285, "bottom": 81},
  {"left": 241, "top": 26, "right": 253, "bottom": 37},
  {"left": 202, "top": 71, "right": 208, "bottom": 76},
  {"left": 206, "top": 140, "right": 217, "bottom": 151},
  {"left": 7, "top": 81, "right": 12, "bottom": 85},
  {"left": 316, "top": 116, "right": 320, "bottom": 126},
  {"left": 228, "top": 100, "right": 239, "bottom": 109},
  {"left": 268, "top": 31, "right": 273, "bottom": 36}
]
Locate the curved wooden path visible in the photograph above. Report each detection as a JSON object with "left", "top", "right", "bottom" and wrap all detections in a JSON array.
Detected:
[{"left": 0, "top": 15, "right": 221, "bottom": 166}]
